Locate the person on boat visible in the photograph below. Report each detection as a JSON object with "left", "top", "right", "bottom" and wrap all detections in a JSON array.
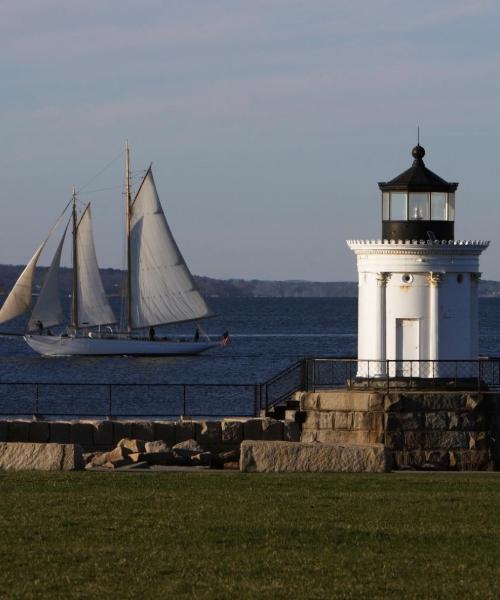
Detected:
[
  {"left": 35, "top": 320, "right": 43, "bottom": 335},
  {"left": 220, "top": 330, "right": 231, "bottom": 346},
  {"left": 149, "top": 326, "right": 155, "bottom": 341},
  {"left": 194, "top": 327, "right": 200, "bottom": 342}
]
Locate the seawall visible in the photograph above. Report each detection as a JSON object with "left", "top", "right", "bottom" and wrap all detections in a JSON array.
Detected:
[{"left": 0, "top": 418, "right": 301, "bottom": 453}]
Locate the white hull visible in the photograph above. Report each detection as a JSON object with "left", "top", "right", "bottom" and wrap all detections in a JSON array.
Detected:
[{"left": 24, "top": 334, "right": 219, "bottom": 356}]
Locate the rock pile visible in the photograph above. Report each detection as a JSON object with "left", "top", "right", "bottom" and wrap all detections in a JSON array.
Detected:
[{"left": 84, "top": 437, "right": 239, "bottom": 470}]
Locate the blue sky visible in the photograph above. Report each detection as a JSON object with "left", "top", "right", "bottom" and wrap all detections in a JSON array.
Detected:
[{"left": 1, "top": 0, "right": 499, "bottom": 280}]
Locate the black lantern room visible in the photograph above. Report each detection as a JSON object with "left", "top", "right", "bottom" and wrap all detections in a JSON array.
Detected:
[{"left": 379, "top": 145, "right": 458, "bottom": 241}]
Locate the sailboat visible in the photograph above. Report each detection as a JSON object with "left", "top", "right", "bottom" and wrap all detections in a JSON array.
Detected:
[{"left": 0, "top": 144, "right": 220, "bottom": 356}]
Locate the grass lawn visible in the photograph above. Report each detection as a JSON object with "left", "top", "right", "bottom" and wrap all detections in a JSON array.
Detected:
[{"left": 1, "top": 472, "right": 500, "bottom": 599}]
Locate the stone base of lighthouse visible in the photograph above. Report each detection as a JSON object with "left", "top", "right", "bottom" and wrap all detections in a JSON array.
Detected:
[{"left": 296, "top": 388, "right": 500, "bottom": 470}]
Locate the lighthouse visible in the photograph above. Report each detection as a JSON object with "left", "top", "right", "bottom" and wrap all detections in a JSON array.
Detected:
[{"left": 347, "top": 144, "right": 489, "bottom": 378}]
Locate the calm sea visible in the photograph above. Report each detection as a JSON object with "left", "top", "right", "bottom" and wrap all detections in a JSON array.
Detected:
[{"left": 1, "top": 297, "right": 500, "bottom": 417}]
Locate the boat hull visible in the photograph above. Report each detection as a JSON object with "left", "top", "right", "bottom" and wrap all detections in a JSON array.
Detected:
[{"left": 24, "top": 335, "right": 219, "bottom": 356}]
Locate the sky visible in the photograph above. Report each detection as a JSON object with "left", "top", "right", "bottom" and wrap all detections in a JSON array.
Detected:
[{"left": 1, "top": 0, "right": 499, "bottom": 281}]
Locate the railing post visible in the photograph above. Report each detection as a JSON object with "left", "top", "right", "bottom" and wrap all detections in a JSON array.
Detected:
[
  {"left": 302, "top": 359, "right": 310, "bottom": 392},
  {"left": 183, "top": 385, "right": 187, "bottom": 416}
]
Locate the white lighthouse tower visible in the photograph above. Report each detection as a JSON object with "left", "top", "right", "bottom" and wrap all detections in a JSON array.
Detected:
[{"left": 347, "top": 144, "right": 489, "bottom": 378}]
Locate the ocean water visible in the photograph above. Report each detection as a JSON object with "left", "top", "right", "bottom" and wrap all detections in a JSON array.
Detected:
[{"left": 1, "top": 297, "right": 500, "bottom": 418}]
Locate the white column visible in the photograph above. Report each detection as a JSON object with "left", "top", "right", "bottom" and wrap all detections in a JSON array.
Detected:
[
  {"left": 372, "top": 272, "right": 389, "bottom": 376},
  {"left": 428, "top": 272, "right": 443, "bottom": 376}
]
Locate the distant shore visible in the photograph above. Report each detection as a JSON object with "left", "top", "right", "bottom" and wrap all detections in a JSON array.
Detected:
[{"left": 1, "top": 263, "right": 500, "bottom": 298}]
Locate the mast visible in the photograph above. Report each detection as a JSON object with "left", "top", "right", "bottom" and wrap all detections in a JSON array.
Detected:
[
  {"left": 125, "top": 140, "right": 132, "bottom": 333},
  {"left": 71, "top": 186, "right": 79, "bottom": 329}
]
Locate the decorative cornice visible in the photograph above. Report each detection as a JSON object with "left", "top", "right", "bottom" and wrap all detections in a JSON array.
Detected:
[{"left": 346, "top": 239, "right": 489, "bottom": 256}]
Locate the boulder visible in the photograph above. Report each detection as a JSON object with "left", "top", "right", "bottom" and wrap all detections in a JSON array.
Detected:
[
  {"left": 221, "top": 420, "right": 243, "bottom": 444},
  {"left": 144, "top": 440, "right": 170, "bottom": 454},
  {"left": 196, "top": 421, "right": 221, "bottom": 446},
  {"left": 261, "top": 418, "right": 284, "bottom": 440},
  {"left": 7, "top": 421, "right": 30, "bottom": 443},
  {"left": 242, "top": 419, "right": 263, "bottom": 440},
  {"left": 131, "top": 422, "right": 154, "bottom": 442},
  {"left": 191, "top": 452, "right": 214, "bottom": 467},
  {"left": 93, "top": 421, "right": 113, "bottom": 447},
  {"left": 70, "top": 422, "right": 95, "bottom": 448},
  {"left": 50, "top": 422, "right": 71, "bottom": 444},
  {"left": 283, "top": 421, "right": 300, "bottom": 442},
  {"left": 29, "top": 421, "right": 50, "bottom": 443},
  {"left": 129, "top": 451, "right": 177, "bottom": 466},
  {"left": 153, "top": 422, "right": 176, "bottom": 446},
  {"left": 240, "top": 441, "right": 391, "bottom": 473},
  {"left": 212, "top": 449, "right": 240, "bottom": 469},
  {"left": 117, "top": 438, "right": 145, "bottom": 453},
  {"left": 0, "top": 442, "right": 84, "bottom": 471},
  {"left": 175, "top": 421, "right": 196, "bottom": 443},
  {"left": 172, "top": 438, "right": 203, "bottom": 455},
  {"left": 88, "top": 446, "right": 130, "bottom": 468},
  {"left": 112, "top": 421, "right": 133, "bottom": 445}
]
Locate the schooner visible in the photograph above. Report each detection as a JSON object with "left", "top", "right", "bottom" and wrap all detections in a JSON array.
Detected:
[{"left": 0, "top": 144, "right": 219, "bottom": 356}]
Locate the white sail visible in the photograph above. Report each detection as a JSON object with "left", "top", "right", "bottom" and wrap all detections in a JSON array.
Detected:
[
  {"left": 0, "top": 241, "right": 47, "bottom": 325},
  {"left": 76, "top": 204, "right": 116, "bottom": 327},
  {"left": 28, "top": 227, "right": 67, "bottom": 331},
  {"left": 129, "top": 168, "right": 212, "bottom": 329}
]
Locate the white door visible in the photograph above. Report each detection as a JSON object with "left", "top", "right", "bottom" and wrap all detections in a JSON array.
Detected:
[{"left": 396, "top": 319, "right": 420, "bottom": 376}]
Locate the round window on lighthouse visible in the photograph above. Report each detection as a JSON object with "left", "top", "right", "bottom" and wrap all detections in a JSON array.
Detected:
[{"left": 401, "top": 274, "right": 413, "bottom": 284}]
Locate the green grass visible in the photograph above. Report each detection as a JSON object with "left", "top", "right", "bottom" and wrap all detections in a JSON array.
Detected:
[{"left": 1, "top": 472, "right": 500, "bottom": 599}]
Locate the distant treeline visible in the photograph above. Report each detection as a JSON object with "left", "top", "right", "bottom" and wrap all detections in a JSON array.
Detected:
[{"left": 1, "top": 264, "right": 500, "bottom": 298}]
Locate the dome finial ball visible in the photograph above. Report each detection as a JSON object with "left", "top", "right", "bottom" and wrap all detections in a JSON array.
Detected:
[{"left": 412, "top": 145, "right": 425, "bottom": 160}]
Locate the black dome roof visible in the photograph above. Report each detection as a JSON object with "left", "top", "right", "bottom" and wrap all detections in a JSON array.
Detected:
[{"left": 379, "top": 145, "right": 458, "bottom": 193}]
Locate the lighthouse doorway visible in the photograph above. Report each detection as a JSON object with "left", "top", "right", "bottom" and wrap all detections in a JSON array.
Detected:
[{"left": 395, "top": 319, "right": 420, "bottom": 376}]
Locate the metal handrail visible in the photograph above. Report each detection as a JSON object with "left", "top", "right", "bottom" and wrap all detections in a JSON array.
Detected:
[{"left": 0, "top": 381, "right": 259, "bottom": 420}]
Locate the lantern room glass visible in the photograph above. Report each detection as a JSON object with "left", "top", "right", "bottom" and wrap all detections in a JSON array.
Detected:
[
  {"left": 448, "top": 193, "right": 455, "bottom": 221},
  {"left": 430, "top": 193, "right": 447, "bottom": 220},
  {"left": 409, "top": 193, "right": 429, "bottom": 220},
  {"left": 383, "top": 191, "right": 455, "bottom": 222},
  {"left": 390, "top": 192, "right": 407, "bottom": 220}
]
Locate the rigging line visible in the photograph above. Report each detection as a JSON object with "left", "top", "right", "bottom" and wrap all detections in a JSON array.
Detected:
[
  {"left": 84, "top": 185, "right": 123, "bottom": 194},
  {"left": 76, "top": 150, "right": 123, "bottom": 195},
  {"left": 46, "top": 198, "right": 73, "bottom": 239}
]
